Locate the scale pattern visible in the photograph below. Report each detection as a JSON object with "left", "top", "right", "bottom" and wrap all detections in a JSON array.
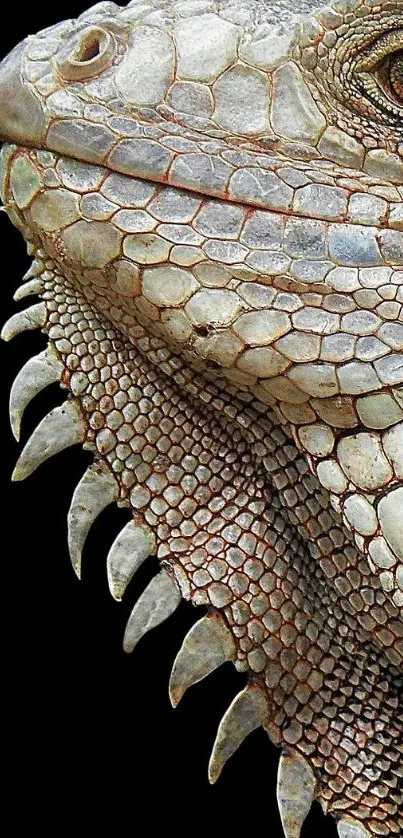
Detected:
[{"left": 0, "top": 1, "right": 402, "bottom": 836}]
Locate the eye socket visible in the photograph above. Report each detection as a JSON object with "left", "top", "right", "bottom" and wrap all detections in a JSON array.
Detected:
[
  {"left": 387, "top": 50, "right": 402, "bottom": 103},
  {"left": 370, "top": 47, "right": 403, "bottom": 110},
  {"left": 354, "top": 30, "right": 403, "bottom": 113},
  {"left": 55, "top": 26, "right": 116, "bottom": 81}
]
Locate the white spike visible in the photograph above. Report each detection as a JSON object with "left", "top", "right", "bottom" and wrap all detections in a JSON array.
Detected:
[
  {"left": 337, "top": 821, "right": 371, "bottom": 838},
  {"left": 1, "top": 302, "right": 46, "bottom": 342},
  {"left": 68, "top": 462, "right": 119, "bottom": 578},
  {"left": 277, "top": 752, "right": 316, "bottom": 838},
  {"left": 14, "top": 278, "right": 45, "bottom": 301},
  {"left": 123, "top": 568, "right": 181, "bottom": 653},
  {"left": 208, "top": 684, "right": 268, "bottom": 784},
  {"left": 169, "top": 612, "right": 236, "bottom": 708},
  {"left": 107, "top": 518, "right": 156, "bottom": 601},
  {"left": 9, "top": 345, "right": 64, "bottom": 441},
  {"left": 22, "top": 259, "right": 44, "bottom": 281},
  {"left": 12, "top": 400, "right": 85, "bottom": 483}
]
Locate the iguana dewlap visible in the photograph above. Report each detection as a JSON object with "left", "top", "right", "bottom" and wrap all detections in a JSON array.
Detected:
[{"left": 0, "top": 2, "right": 402, "bottom": 835}]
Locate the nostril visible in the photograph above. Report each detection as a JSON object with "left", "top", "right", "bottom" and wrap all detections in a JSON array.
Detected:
[
  {"left": 55, "top": 26, "right": 116, "bottom": 80},
  {"left": 75, "top": 32, "right": 102, "bottom": 63}
]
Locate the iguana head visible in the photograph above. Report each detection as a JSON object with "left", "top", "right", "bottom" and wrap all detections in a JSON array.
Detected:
[{"left": 0, "top": 2, "right": 402, "bottom": 836}]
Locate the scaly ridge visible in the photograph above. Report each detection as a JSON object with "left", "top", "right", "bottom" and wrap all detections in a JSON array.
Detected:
[{"left": 3, "top": 259, "right": 401, "bottom": 835}]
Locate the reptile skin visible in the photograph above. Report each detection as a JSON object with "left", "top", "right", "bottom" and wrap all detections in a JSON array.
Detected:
[{"left": 0, "top": 2, "right": 402, "bottom": 835}]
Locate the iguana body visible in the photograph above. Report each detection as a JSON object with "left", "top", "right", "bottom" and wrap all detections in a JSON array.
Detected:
[{"left": 0, "top": 2, "right": 402, "bottom": 835}]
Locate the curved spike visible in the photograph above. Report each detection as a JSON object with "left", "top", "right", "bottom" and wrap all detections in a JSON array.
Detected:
[
  {"left": 12, "top": 400, "right": 85, "bottom": 483},
  {"left": 14, "top": 278, "right": 45, "bottom": 301},
  {"left": 169, "top": 612, "right": 236, "bottom": 708},
  {"left": 68, "top": 462, "right": 119, "bottom": 578},
  {"left": 123, "top": 568, "right": 181, "bottom": 654},
  {"left": 277, "top": 752, "right": 316, "bottom": 838},
  {"left": 208, "top": 684, "right": 268, "bottom": 784},
  {"left": 1, "top": 302, "right": 46, "bottom": 342},
  {"left": 22, "top": 259, "right": 44, "bottom": 281},
  {"left": 9, "top": 345, "right": 64, "bottom": 441},
  {"left": 107, "top": 518, "right": 156, "bottom": 601},
  {"left": 337, "top": 821, "right": 371, "bottom": 838}
]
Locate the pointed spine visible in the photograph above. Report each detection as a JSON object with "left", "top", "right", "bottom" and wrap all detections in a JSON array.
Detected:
[
  {"left": 68, "top": 462, "right": 119, "bottom": 578},
  {"left": 208, "top": 684, "right": 268, "bottom": 784},
  {"left": 1, "top": 302, "right": 46, "bottom": 342},
  {"left": 12, "top": 400, "right": 85, "bottom": 482},
  {"left": 123, "top": 568, "right": 181, "bottom": 653},
  {"left": 22, "top": 259, "right": 44, "bottom": 281},
  {"left": 9, "top": 345, "right": 64, "bottom": 441},
  {"left": 107, "top": 518, "right": 156, "bottom": 601},
  {"left": 277, "top": 752, "right": 316, "bottom": 838},
  {"left": 169, "top": 612, "right": 236, "bottom": 708},
  {"left": 14, "top": 278, "right": 45, "bottom": 301}
]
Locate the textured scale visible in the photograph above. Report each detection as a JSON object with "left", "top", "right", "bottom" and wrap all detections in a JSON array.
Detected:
[{"left": 0, "top": 1, "right": 402, "bottom": 835}]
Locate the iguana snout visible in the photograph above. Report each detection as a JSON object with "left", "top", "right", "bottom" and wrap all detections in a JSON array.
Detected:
[{"left": 0, "top": 39, "right": 47, "bottom": 146}]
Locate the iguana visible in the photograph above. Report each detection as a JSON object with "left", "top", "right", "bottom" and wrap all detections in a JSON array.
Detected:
[{"left": 0, "top": 1, "right": 402, "bottom": 834}]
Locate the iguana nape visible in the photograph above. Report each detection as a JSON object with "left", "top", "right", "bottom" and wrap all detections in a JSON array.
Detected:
[{"left": 0, "top": 2, "right": 402, "bottom": 835}]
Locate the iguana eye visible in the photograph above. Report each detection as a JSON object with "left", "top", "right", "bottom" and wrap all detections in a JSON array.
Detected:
[
  {"left": 354, "top": 30, "right": 403, "bottom": 113},
  {"left": 55, "top": 26, "right": 116, "bottom": 81},
  {"left": 382, "top": 49, "right": 402, "bottom": 104}
]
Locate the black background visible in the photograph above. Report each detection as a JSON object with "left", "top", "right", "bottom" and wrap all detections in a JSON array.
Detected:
[{"left": 0, "top": 4, "right": 339, "bottom": 834}]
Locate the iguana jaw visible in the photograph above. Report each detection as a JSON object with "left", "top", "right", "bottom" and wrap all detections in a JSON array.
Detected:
[{"left": 2, "top": 143, "right": 402, "bottom": 401}]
